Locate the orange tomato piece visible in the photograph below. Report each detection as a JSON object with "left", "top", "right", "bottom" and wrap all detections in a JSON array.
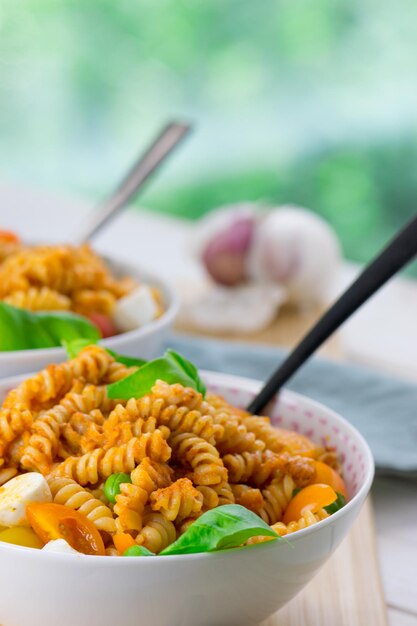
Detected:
[
  {"left": 274, "top": 428, "right": 318, "bottom": 457},
  {"left": 27, "top": 503, "right": 105, "bottom": 556},
  {"left": 113, "top": 532, "right": 136, "bottom": 556},
  {"left": 283, "top": 484, "right": 338, "bottom": 525},
  {"left": 308, "top": 461, "right": 347, "bottom": 498},
  {"left": 0, "top": 230, "right": 20, "bottom": 244}
]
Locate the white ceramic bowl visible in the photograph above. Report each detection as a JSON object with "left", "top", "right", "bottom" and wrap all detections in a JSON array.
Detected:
[
  {"left": 0, "top": 371, "right": 374, "bottom": 626},
  {"left": 0, "top": 258, "right": 179, "bottom": 378}
]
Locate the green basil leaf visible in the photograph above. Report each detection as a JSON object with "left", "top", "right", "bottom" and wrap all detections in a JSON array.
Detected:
[
  {"left": 324, "top": 492, "right": 346, "bottom": 515},
  {"left": 165, "top": 349, "right": 206, "bottom": 395},
  {"left": 62, "top": 338, "right": 97, "bottom": 358},
  {"left": 0, "top": 302, "right": 99, "bottom": 351},
  {"left": 103, "top": 472, "right": 132, "bottom": 504},
  {"left": 160, "top": 505, "right": 281, "bottom": 555},
  {"left": 107, "top": 349, "right": 205, "bottom": 400},
  {"left": 106, "top": 349, "right": 147, "bottom": 368},
  {"left": 123, "top": 545, "right": 155, "bottom": 557},
  {"left": 62, "top": 340, "right": 147, "bottom": 368}
]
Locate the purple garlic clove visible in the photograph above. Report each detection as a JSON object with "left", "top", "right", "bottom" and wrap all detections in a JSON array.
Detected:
[{"left": 202, "top": 215, "right": 256, "bottom": 286}]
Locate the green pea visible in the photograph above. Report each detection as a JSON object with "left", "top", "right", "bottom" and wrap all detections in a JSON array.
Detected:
[
  {"left": 103, "top": 472, "right": 132, "bottom": 504},
  {"left": 123, "top": 545, "right": 155, "bottom": 557}
]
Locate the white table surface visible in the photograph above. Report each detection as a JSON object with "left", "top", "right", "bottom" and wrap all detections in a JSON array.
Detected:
[{"left": 1, "top": 182, "right": 416, "bottom": 625}]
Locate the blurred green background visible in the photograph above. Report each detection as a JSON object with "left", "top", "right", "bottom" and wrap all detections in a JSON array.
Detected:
[{"left": 1, "top": 0, "right": 417, "bottom": 271}]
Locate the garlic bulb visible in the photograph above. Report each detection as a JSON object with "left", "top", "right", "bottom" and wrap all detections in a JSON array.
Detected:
[
  {"left": 249, "top": 206, "right": 341, "bottom": 303},
  {"left": 190, "top": 202, "right": 341, "bottom": 306},
  {"left": 190, "top": 204, "right": 261, "bottom": 286}
]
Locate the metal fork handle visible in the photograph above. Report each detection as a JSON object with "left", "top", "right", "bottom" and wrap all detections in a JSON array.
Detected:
[{"left": 75, "top": 121, "right": 192, "bottom": 243}]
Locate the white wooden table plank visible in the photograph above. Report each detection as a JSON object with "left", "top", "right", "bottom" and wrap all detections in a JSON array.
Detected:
[{"left": 372, "top": 477, "right": 417, "bottom": 616}]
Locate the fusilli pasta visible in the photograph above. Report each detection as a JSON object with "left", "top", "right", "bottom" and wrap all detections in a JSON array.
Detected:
[
  {"left": 0, "top": 242, "right": 165, "bottom": 333},
  {"left": 0, "top": 345, "right": 345, "bottom": 556},
  {"left": 48, "top": 476, "right": 116, "bottom": 533}
]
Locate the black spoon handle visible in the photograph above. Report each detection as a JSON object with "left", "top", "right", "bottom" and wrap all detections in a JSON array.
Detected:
[{"left": 247, "top": 212, "right": 417, "bottom": 414}]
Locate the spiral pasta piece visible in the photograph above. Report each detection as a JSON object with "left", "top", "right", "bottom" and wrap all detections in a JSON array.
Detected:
[
  {"left": 247, "top": 450, "right": 284, "bottom": 487},
  {"left": 157, "top": 405, "right": 219, "bottom": 445},
  {"left": 62, "top": 410, "right": 105, "bottom": 454},
  {"left": 4, "top": 362, "right": 74, "bottom": 410},
  {"left": 150, "top": 478, "right": 203, "bottom": 522},
  {"left": 241, "top": 416, "right": 286, "bottom": 453},
  {"left": 259, "top": 474, "right": 296, "bottom": 525},
  {"left": 0, "top": 247, "right": 72, "bottom": 296},
  {"left": 246, "top": 508, "right": 329, "bottom": 547},
  {"left": 248, "top": 508, "right": 330, "bottom": 545},
  {"left": 213, "top": 411, "right": 265, "bottom": 455},
  {"left": 196, "top": 485, "right": 219, "bottom": 510},
  {"left": 4, "top": 287, "right": 71, "bottom": 311},
  {"left": 214, "top": 481, "right": 235, "bottom": 506},
  {"left": 20, "top": 247, "right": 75, "bottom": 293},
  {"left": 21, "top": 405, "right": 71, "bottom": 474},
  {"left": 151, "top": 381, "right": 202, "bottom": 410},
  {"left": 69, "top": 346, "right": 115, "bottom": 385},
  {"left": 54, "top": 432, "right": 171, "bottom": 485},
  {"left": 133, "top": 395, "right": 165, "bottom": 420},
  {"left": 103, "top": 362, "right": 137, "bottom": 384},
  {"left": 48, "top": 476, "right": 116, "bottom": 533},
  {"left": 195, "top": 480, "right": 235, "bottom": 510},
  {"left": 0, "top": 407, "right": 32, "bottom": 456},
  {"left": 231, "top": 484, "right": 264, "bottom": 514},
  {"left": 280, "top": 507, "right": 330, "bottom": 534},
  {"left": 72, "top": 289, "right": 116, "bottom": 316},
  {"left": 222, "top": 451, "right": 262, "bottom": 483},
  {"left": 61, "top": 384, "right": 113, "bottom": 415},
  {"left": 170, "top": 432, "right": 227, "bottom": 486},
  {"left": 5, "top": 432, "right": 30, "bottom": 466},
  {"left": 260, "top": 425, "right": 318, "bottom": 458},
  {"left": 114, "top": 459, "right": 172, "bottom": 532},
  {"left": 135, "top": 512, "right": 176, "bottom": 554}
]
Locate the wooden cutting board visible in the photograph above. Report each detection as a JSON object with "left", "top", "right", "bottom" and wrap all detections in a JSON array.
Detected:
[{"left": 262, "top": 498, "right": 388, "bottom": 625}]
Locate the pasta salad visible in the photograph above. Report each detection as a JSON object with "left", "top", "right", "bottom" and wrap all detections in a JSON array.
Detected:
[
  {"left": 0, "top": 231, "right": 163, "bottom": 349},
  {"left": 0, "top": 345, "right": 347, "bottom": 556}
]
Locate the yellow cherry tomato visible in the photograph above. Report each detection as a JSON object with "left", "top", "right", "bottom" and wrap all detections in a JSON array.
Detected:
[
  {"left": 283, "top": 484, "right": 338, "bottom": 525},
  {"left": 308, "top": 461, "right": 347, "bottom": 498},
  {"left": 0, "top": 526, "right": 43, "bottom": 549},
  {"left": 27, "top": 503, "right": 105, "bottom": 556}
]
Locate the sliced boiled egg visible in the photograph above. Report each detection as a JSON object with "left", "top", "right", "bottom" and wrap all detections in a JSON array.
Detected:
[
  {"left": 113, "top": 285, "right": 158, "bottom": 332},
  {"left": 0, "top": 473, "right": 52, "bottom": 527}
]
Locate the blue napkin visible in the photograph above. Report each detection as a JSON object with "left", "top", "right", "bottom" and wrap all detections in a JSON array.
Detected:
[{"left": 168, "top": 334, "right": 417, "bottom": 477}]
